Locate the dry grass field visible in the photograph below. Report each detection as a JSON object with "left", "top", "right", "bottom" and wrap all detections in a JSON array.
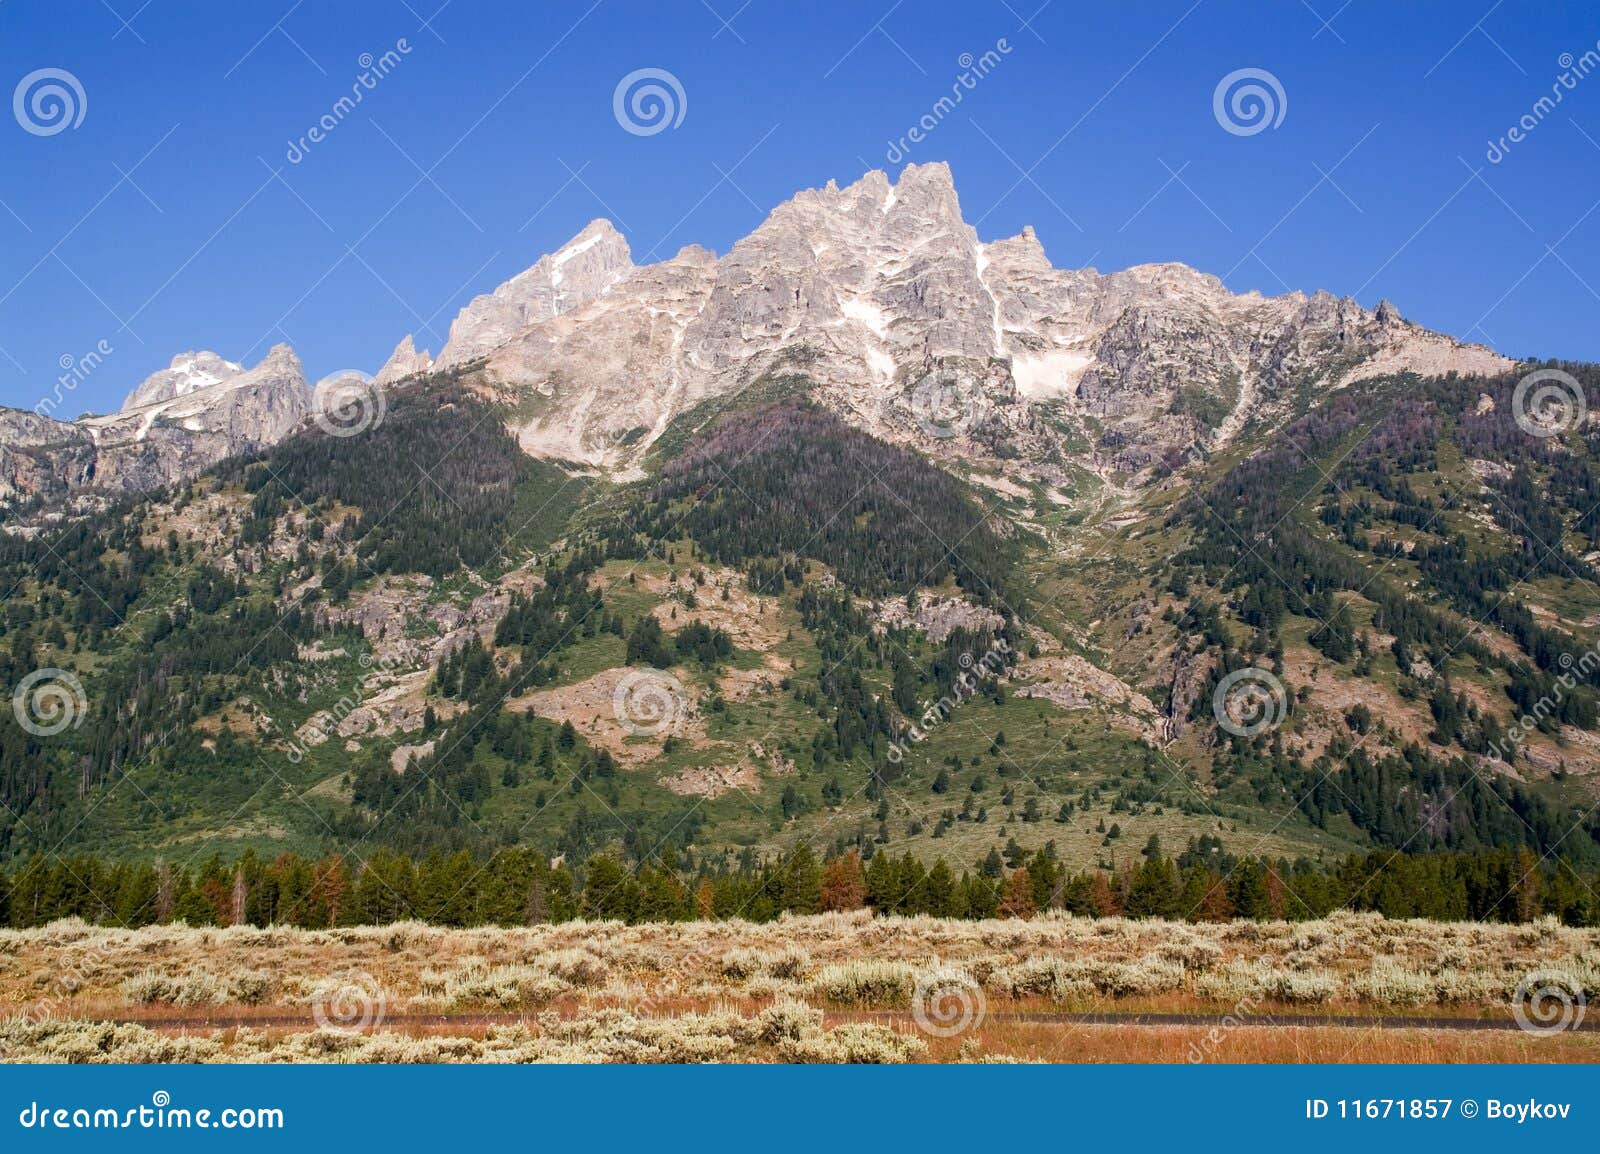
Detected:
[{"left": 2, "top": 911, "right": 1597, "bottom": 1063}]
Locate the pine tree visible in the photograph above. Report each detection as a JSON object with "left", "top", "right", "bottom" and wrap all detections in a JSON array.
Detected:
[
  {"left": 998, "top": 868, "right": 1036, "bottom": 918},
  {"left": 818, "top": 851, "right": 867, "bottom": 911},
  {"left": 980, "top": 847, "right": 1004, "bottom": 878}
]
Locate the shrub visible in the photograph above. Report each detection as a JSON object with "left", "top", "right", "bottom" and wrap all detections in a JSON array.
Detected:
[
  {"left": 1351, "top": 959, "right": 1435, "bottom": 1007},
  {"left": 809, "top": 961, "right": 916, "bottom": 1006},
  {"left": 121, "top": 969, "right": 228, "bottom": 1007}
]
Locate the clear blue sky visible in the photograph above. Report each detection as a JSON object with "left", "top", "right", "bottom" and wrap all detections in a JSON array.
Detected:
[{"left": 3, "top": 0, "right": 1598, "bottom": 415}]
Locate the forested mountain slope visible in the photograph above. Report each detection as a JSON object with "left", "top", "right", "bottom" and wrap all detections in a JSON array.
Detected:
[{"left": 1, "top": 357, "right": 1598, "bottom": 900}]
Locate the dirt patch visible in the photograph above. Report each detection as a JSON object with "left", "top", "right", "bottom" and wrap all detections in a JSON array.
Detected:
[
  {"left": 507, "top": 666, "right": 707, "bottom": 766},
  {"left": 391, "top": 739, "right": 435, "bottom": 774},
  {"left": 719, "top": 654, "right": 793, "bottom": 703},
  {"left": 644, "top": 568, "right": 786, "bottom": 651},
  {"left": 194, "top": 698, "right": 273, "bottom": 740},
  {"left": 1280, "top": 646, "right": 1431, "bottom": 761},
  {"left": 659, "top": 760, "right": 762, "bottom": 798}
]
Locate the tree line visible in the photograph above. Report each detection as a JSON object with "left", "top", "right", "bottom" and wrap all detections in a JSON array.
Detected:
[{"left": 2, "top": 842, "right": 1594, "bottom": 930}]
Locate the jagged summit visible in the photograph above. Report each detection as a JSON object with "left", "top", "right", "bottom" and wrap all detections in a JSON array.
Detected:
[
  {"left": 427, "top": 161, "right": 1509, "bottom": 473},
  {"left": 122, "top": 350, "right": 245, "bottom": 411},
  {"left": 1, "top": 163, "right": 1514, "bottom": 508},
  {"left": 375, "top": 334, "right": 434, "bottom": 386},
  {"left": 0, "top": 344, "right": 311, "bottom": 504},
  {"left": 434, "top": 218, "right": 634, "bottom": 369}
]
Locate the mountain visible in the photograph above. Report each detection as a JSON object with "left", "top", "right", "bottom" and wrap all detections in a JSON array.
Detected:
[
  {"left": 120, "top": 351, "right": 246, "bottom": 410},
  {"left": 0, "top": 344, "right": 312, "bottom": 508},
  {"left": 3, "top": 162, "right": 1597, "bottom": 888},
  {"left": 436, "top": 217, "right": 635, "bottom": 369},
  {"left": 0, "top": 409, "right": 97, "bottom": 507},
  {"left": 374, "top": 335, "right": 434, "bottom": 386},
  {"left": 0, "top": 162, "right": 1505, "bottom": 506},
  {"left": 415, "top": 162, "right": 1507, "bottom": 474}
]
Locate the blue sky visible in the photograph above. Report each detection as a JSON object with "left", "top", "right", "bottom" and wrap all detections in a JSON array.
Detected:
[{"left": 2, "top": 0, "right": 1598, "bottom": 415}]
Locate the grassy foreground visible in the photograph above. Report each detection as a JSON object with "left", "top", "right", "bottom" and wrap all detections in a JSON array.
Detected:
[{"left": 2, "top": 911, "right": 1597, "bottom": 1063}]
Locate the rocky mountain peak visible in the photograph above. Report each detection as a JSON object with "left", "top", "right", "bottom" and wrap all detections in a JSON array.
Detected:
[
  {"left": 987, "top": 225, "right": 1051, "bottom": 272},
  {"left": 459, "top": 162, "right": 1513, "bottom": 476},
  {"left": 671, "top": 244, "right": 718, "bottom": 266},
  {"left": 2, "top": 340, "right": 315, "bottom": 509},
  {"left": 375, "top": 334, "right": 435, "bottom": 386},
  {"left": 256, "top": 342, "right": 304, "bottom": 375},
  {"left": 121, "top": 350, "right": 244, "bottom": 411},
  {"left": 885, "top": 159, "right": 962, "bottom": 215},
  {"left": 437, "top": 218, "right": 634, "bottom": 368}
]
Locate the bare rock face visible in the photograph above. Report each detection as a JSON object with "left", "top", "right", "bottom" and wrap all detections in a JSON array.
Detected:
[
  {"left": 436, "top": 219, "right": 634, "bottom": 369},
  {"left": 0, "top": 410, "right": 97, "bottom": 506},
  {"left": 487, "top": 244, "right": 721, "bottom": 467},
  {"left": 447, "top": 162, "right": 1512, "bottom": 475},
  {"left": 0, "top": 163, "right": 1517, "bottom": 510},
  {"left": 121, "top": 351, "right": 245, "bottom": 410},
  {"left": 374, "top": 335, "right": 434, "bottom": 386},
  {"left": 0, "top": 344, "right": 312, "bottom": 507}
]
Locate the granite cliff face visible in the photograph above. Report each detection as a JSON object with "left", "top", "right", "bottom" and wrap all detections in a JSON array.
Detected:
[
  {"left": 2, "top": 162, "right": 1512, "bottom": 509},
  {"left": 436, "top": 218, "right": 635, "bottom": 370},
  {"left": 0, "top": 410, "right": 97, "bottom": 506},
  {"left": 374, "top": 335, "right": 434, "bottom": 386},
  {"left": 385, "top": 162, "right": 1508, "bottom": 476},
  {"left": 0, "top": 344, "right": 311, "bottom": 507}
]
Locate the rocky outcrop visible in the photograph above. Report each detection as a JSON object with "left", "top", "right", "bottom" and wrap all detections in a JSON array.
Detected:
[
  {"left": 0, "top": 344, "right": 312, "bottom": 507},
  {"left": 374, "top": 335, "right": 434, "bottom": 386},
  {"left": 448, "top": 162, "right": 1512, "bottom": 475},
  {"left": 0, "top": 410, "right": 97, "bottom": 506},
  {"left": 435, "top": 218, "right": 634, "bottom": 369},
  {"left": 121, "top": 351, "right": 245, "bottom": 410}
]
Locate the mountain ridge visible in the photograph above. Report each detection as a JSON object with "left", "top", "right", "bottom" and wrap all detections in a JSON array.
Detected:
[
  {"left": 398, "top": 160, "right": 1512, "bottom": 478},
  {"left": 0, "top": 161, "right": 1511, "bottom": 510}
]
